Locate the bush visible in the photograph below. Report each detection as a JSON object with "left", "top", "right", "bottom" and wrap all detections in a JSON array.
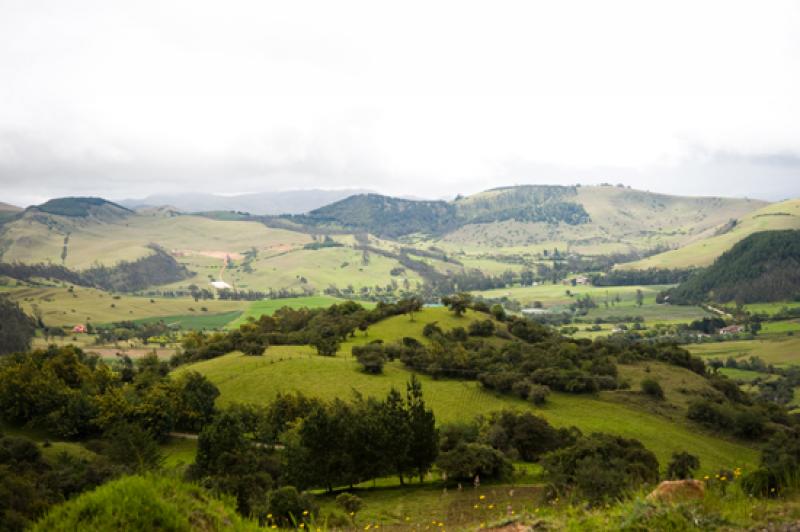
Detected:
[
  {"left": 541, "top": 433, "right": 659, "bottom": 505},
  {"left": 335, "top": 492, "right": 363, "bottom": 516},
  {"left": 352, "top": 344, "right": 386, "bottom": 374},
  {"left": 468, "top": 319, "right": 495, "bottom": 337},
  {"left": 31, "top": 475, "right": 254, "bottom": 531},
  {"left": 527, "top": 384, "right": 551, "bottom": 405},
  {"left": 436, "top": 443, "right": 513, "bottom": 481},
  {"left": 267, "top": 486, "right": 318, "bottom": 527},
  {"left": 666, "top": 451, "right": 700, "bottom": 480},
  {"left": 640, "top": 379, "right": 665, "bottom": 400}
]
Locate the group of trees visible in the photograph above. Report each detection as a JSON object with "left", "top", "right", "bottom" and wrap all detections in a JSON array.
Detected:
[
  {"left": 0, "top": 296, "right": 35, "bottom": 355},
  {"left": 0, "top": 346, "right": 221, "bottom": 528},
  {"left": 668, "top": 230, "right": 800, "bottom": 304},
  {"left": 0, "top": 346, "right": 219, "bottom": 441},
  {"left": 0, "top": 245, "right": 192, "bottom": 293},
  {"left": 384, "top": 299, "right": 708, "bottom": 398},
  {"left": 176, "top": 298, "right": 424, "bottom": 364}
]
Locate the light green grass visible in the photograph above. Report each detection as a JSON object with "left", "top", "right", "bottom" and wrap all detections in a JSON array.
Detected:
[
  {"left": 623, "top": 199, "right": 800, "bottom": 269},
  {"left": 717, "top": 367, "right": 771, "bottom": 383},
  {"left": 473, "top": 283, "right": 672, "bottom": 310},
  {"left": 745, "top": 302, "right": 800, "bottom": 316},
  {"left": 6, "top": 286, "right": 248, "bottom": 327},
  {"left": 689, "top": 336, "right": 800, "bottom": 366},
  {"left": 227, "top": 296, "right": 364, "bottom": 328},
  {"left": 177, "top": 346, "right": 757, "bottom": 473},
  {"left": 129, "top": 310, "right": 243, "bottom": 330}
]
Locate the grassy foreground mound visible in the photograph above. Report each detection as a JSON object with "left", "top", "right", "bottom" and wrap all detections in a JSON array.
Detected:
[{"left": 32, "top": 475, "right": 258, "bottom": 531}]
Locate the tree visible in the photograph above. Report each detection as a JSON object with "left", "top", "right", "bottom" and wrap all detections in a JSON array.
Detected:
[
  {"left": 441, "top": 293, "right": 472, "bottom": 317},
  {"left": 174, "top": 371, "right": 220, "bottom": 432},
  {"left": 103, "top": 421, "right": 164, "bottom": 472},
  {"left": 436, "top": 443, "right": 513, "bottom": 481},
  {"left": 405, "top": 376, "right": 438, "bottom": 482},
  {"left": 640, "top": 379, "right": 665, "bottom": 400},
  {"left": 635, "top": 289, "right": 644, "bottom": 307},
  {"left": 267, "top": 486, "right": 318, "bottom": 527},
  {"left": 0, "top": 297, "right": 36, "bottom": 355},
  {"left": 542, "top": 433, "right": 659, "bottom": 505},
  {"left": 666, "top": 451, "right": 700, "bottom": 480}
]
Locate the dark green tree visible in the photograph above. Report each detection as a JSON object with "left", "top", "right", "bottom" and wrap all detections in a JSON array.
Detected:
[{"left": 666, "top": 451, "right": 700, "bottom": 480}]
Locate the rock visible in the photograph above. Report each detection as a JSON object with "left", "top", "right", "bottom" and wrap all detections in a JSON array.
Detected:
[{"left": 646, "top": 480, "right": 705, "bottom": 504}]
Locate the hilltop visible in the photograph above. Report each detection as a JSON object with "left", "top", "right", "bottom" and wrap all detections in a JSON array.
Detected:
[
  {"left": 281, "top": 185, "right": 764, "bottom": 254},
  {"left": 621, "top": 199, "right": 800, "bottom": 269},
  {"left": 668, "top": 229, "right": 800, "bottom": 304},
  {"left": 120, "top": 188, "right": 373, "bottom": 215}
]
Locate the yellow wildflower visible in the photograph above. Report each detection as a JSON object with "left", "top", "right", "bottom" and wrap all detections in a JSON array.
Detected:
[
  {"left": 303, "top": 510, "right": 309, "bottom": 516},
  {"left": 479, "top": 495, "right": 485, "bottom": 500}
]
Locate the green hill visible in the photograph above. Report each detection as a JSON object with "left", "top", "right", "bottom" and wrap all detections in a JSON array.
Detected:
[
  {"left": 622, "top": 199, "right": 800, "bottom": 269},
  {"left": 32, "top": 475, "right": 258, "bottom": 531},
  {"left": 176, "top": 307, "right": 758, "bottom": 472},
  {"left": 668, "top": 229, "right": 800, "bottom": 304},
  {"left": 438, "top": 185, "right": 765, "bottom": 253}
]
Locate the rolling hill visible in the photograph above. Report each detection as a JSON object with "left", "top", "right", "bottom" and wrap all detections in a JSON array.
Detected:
[
  {"left": 621, "top": 199, "right": 800, "bottom": 269},
  {"left": 667, "top": 229, "right": 800, "bottom": 304},
  {"left": 120, "top": 188, "right": 373, "bottom": 215},
  {"left": 0, "top": 187, "right": 772, "bottom": 294},
  {"left": 281, "top": 185, "right": 765, "bottom": 255}
]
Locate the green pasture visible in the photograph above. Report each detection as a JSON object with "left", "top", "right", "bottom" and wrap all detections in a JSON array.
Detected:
[
  {"left": 227, "top": 296, "right": 375, "bottom": 328},
  {"left": 177, "top": 346, "right": 757, "bottom": 473},
  {"left": 130, "top": 310, "right": 243, "bottom": 330},
  {"left": 6, "top": 286, "right": 248, "bottom": 327},
  {"left": 689, "top": 336, "right": 800, "bottom": 366},
  {"left": 473, "top": 283, "right": 672, "bottom": 309}
]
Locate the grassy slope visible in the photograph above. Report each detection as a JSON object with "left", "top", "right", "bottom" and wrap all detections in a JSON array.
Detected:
[
  {"left": 6, "top": 285, "right": 248, "bottom": 327},
  {"left": 622, "top": 198, "right": 800, "bottom": 269},
  {"left": 689, "top": 335, "right": 800, "bottom": 366},
  {"left": 31, "top": 475, "right": 258, "bottom": 531},
  {"left": 437, "top": 185, "right": 764, "bottom": 252},
  {"left": 177, "top": 308, "right": 757, "bottom": 472},
  {"left": 227, "top": 296, "right": 360, "bottom": 328},
  {"left": 474, "top": 283, "right": 672, "bottom": 309}
]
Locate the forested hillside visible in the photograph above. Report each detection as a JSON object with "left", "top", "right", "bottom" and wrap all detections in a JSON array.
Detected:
[{"left": 668, "top": 230, "right": 800, "bottom": 304}]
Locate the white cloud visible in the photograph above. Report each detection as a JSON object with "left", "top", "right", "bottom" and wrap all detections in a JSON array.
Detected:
[{"left": 0, "top": 0, "right": 799, "bottom": 205}]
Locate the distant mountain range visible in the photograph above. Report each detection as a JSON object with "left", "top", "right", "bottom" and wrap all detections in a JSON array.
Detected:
[{"left": 119, "top": 189, "right": 373, "bottom": 215}]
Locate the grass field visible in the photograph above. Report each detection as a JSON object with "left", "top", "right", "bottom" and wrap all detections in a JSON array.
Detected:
[
  {"left": 473, "top": 283, "right": 673, "bottom": 310},
  {"left": 688, "top": 336, "right": 800, "bottom": 366},
  {"left": 131, "top": 310, "right": 243, "bottom": 330},
  {"left": 226, "top": 296, "right": 365, "bottom": 328},
  {"left": 176, "top": 346, "right": 757, "bottom": 473},
  {"left": 5, "top": 286, "right": 248, "bottom": 327},
  {"left": 745, "top": 302, "right": 800, "bottom": 316},
  {"left": 622, "top": 199, "right": 800, "bottom": 270}
]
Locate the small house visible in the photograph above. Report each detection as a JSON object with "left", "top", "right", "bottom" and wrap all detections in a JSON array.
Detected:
[
  {"left": 72, "top": 324, "right": 87, "bottom": 334},
  {"left": 719, "top": 325, "right": 744, "bottom": 335}
]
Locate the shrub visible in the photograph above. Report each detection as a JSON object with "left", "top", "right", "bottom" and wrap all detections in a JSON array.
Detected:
[
  {"left": 436, "top": 443, "right": 513, "bottom": 481},
  {"left": 640, "top": 379, "right": 665, "bottom": 400},
  {"left": 352, "top": 344, "right": 386, "bottom": 374},
  {"left": 267, "top": 486, "right": 318, "bottom": 527},
  {"left": 666, "top": 451, "right": 700, "bottom": 480},
  {"left": 335, "top": 492, "right": 363, "bottom": 516},
  {"left": 527, "top": 384, "right": 551, "bottom": 405},
  {"left": 542, "top": 433, "right": 659, "bottom": 505},
  {"left": 468, "top": 319, "right": 495, "bottom": 337}
]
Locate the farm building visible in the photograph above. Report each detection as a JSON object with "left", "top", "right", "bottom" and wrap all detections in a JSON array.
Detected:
[
  {"left": 719, "top": 325, "right": 744, "bottom": 335},
  {"left": 210, "top": 280, "right": 232, "bottom": 290},
  {"left": 72, "top": 324, "right": 87, "bottom": 333}
]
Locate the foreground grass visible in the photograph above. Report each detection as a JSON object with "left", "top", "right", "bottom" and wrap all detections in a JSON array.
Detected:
[{"left": 32, "top": 474, "right": 257, "bottom": 531}]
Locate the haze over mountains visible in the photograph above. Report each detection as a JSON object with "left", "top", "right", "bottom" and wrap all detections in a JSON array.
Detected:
[{"left": 119, "top": 189, "right": 373, "bottom": 215}]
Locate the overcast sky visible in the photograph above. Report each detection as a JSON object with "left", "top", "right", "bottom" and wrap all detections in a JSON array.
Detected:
[{"left": 1, "top": 0, "right": 799, "bottom": 207}]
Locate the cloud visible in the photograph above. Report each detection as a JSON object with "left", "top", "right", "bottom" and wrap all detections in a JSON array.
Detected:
[{"left": 0, "top": 0, "right": 799, "bottom": 206}]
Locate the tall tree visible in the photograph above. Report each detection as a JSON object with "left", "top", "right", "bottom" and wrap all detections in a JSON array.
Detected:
[{"left": 405, "top": 375, "right": 438, "bottom": 482}]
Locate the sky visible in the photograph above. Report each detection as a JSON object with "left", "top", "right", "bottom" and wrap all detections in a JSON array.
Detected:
[{"left": 1, "top": 0, "right": 799, "bottom": 207}]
